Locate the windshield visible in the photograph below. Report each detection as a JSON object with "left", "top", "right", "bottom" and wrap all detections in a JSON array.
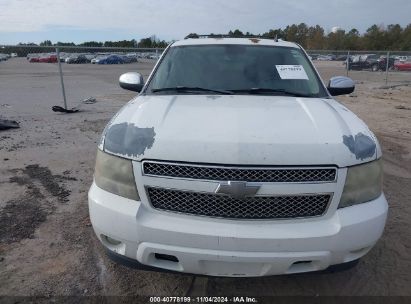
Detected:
[{"left": 146, "top": 44, "right": 328, "bottom": 97}]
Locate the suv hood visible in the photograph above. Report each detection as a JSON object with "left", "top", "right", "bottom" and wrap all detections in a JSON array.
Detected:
[{"left": 101, "top": 95, "right": 380, "bottom": 167}]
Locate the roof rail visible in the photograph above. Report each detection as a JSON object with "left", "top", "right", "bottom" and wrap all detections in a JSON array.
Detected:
[{"left": 184, "top": 34, "right": 279, "bottom": 40}]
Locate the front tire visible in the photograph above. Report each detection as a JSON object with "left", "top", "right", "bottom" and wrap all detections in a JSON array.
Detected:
[{"left": 372, "top": 64, "right": 379, "bottom": 72}]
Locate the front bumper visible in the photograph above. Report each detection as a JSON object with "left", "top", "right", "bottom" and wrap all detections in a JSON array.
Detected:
[{"left": 88, "top": 182, "right": 388, "bottom": 277}]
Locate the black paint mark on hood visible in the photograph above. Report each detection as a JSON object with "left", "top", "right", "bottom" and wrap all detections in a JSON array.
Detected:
[
  {"left": 104, "top": 122, "right": 156, "bottom": 157},
  {"left": 343, "top": 132, "right": 376, "bottom": 160}
]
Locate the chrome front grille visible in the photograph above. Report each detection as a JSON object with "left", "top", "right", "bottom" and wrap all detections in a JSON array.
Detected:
[
  {"left": 147, "top": 187, "right": 331, "bottom": 220},
  {"left": 143, "top": 161, "right": 336, "bottom": 183}
]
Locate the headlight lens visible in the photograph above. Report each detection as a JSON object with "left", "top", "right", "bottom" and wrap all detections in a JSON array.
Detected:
[
  {"left": 94, "top": 149, "right": 140, "bottom": 200},
  {"left": 339, "top": 159, "right": 382, "bottom": 208}
]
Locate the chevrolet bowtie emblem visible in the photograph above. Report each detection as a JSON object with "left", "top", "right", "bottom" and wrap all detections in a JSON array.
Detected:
[{"left": 215, "top": 181, "right": 260, "bottom": 199}]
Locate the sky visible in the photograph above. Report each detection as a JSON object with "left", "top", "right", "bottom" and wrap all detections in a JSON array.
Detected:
[{"left": 0, "top": 0, "right": 410, "bottom": 45}]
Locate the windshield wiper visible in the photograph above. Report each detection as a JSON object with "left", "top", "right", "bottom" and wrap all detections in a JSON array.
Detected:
[
  {"left": 151, "top": 86, "right": 233, "bottom": 95},
  {"left": 230, "top": 88, "right": 314, "bottom": 97}
]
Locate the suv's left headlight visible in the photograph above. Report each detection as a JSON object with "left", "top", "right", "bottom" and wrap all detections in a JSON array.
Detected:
[
  {"left": 94, "top": 149, "right": 140, "bottom": 201},
  {"left": 339, "top": 159, "right": 382, "bottom": 208}
]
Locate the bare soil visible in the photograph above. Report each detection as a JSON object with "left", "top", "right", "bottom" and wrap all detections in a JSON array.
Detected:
[{"left": 0, "top": 58, "right": 410, "bottom": 297}]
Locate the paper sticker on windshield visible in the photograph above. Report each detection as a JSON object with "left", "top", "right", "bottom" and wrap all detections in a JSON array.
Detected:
[{"left": 275, "top": 65, "right": 309, "bottom": 80}]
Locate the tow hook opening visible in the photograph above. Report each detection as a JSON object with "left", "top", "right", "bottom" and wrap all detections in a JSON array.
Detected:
[
  {"left": 154, "top": 253, "right": 179, "bottom": 263},
  {"left": 101, "top": 234, "right": 122, "bottom": 246},
  {"left": 287, "top": 260, "right": 320, "bottom": 274}
]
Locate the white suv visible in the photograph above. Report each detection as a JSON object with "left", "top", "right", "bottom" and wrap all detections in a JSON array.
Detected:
[{"left": 88, "top": 37, "right": 388, "bottom": 277}]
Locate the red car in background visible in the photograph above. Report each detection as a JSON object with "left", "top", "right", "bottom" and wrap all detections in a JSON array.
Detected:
[
  {"left": 29, "top": 56, "right": 40, "bottom": 62},
  {"left": 394, "top": 61, "right": 411, "bottom": 71},
  {"left": 38, "top": 54, "right": 57, "bottom": 63}
]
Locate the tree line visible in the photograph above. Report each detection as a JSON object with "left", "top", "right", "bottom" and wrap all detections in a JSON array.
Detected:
[
  {"left": 259, "top": 23, "right": 411, "bottom": 51},
  {"left": 11, "top": 23, "right": 411, "bottom": 51},
  {"left": 223, "top": 23, "right": 410, "bottom": 51},
  {"left": 18, "top": 35, "right": 168, "bottom": 49}
]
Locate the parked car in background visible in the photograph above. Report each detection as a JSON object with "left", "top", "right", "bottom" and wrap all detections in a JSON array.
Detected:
[
  {"left": 309, "top": 54, "right": 320, "bottom": 60},
  {"left": 27, "top": 53, "right": 39, "bottom": 60},
  {"left": 59, "top": 53, "right": 71, "bottom": 62},
  {"left": 394, "top": 56, "right": 408, "bottom": 62},
  {"left": 65, "top": 55, "right": 77, "bottom": 64},
  {"left": 38, "top": 54, "right": 58, "bottom": 63},
  {"left": 126, "top": 53, "right": 138, "bottom": 63},
  {"left": 394, "top": 61, "right": 411, "bottom": 71},
  {"left": 348, "top": 54, "right": 378, "bottom": 70},
  {"left": 317, "top": 55, "right": 335, "bottom": 61},
  {"left": 375, "top": 56, "right": 396, "bottom": 71},
  {"left": 66, "top": 54, "right": 90, "bottom": 64},
  {"left": 0, "top": 53, "right": 10, "bottom": 61},
  {"left": 84, "top": 54, "right": 97, "bottom": 61},
  {"left": 327, "top": 54, "right": 336, "bottom": 60},
  {"left": 29, "top": 56, "right": 40, "bottom": 63},
  {"left": 148, "top": 53, "right": 161, "bottom": 60},
  {"left": 336, "top": 55, "right": 348, "bottom": 61},
  {"left": 348, "top": 54, "right": 395, "bottom": 71},
  {"left": 97, "top": 55, "right": 124, "bottom": 64},
  {"left": 119, "top": 55, "right": 133, "bottom": 64},
  {"left": 91, "top": 55, "right": 108, "bottom": 64}
]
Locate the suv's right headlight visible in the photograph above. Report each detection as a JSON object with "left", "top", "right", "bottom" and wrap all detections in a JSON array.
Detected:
[
  {"left": 339, "top": 159, "right": 382, "bottom": 208},
  {"left": 94, "top": 149, "right": 140, "bottom": 201}
]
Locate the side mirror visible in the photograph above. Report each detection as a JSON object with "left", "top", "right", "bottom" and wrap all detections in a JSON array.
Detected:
[
  {"left": 119, "top": 72, "right": 144, "bottom": 92},
  {"left": 327, "top": 76, "right": 355, "bottom": 96}
]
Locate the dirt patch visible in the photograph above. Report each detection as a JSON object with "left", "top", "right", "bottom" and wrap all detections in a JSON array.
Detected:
[
  {"left": 0, "top": 187, "right": 47, "bottom": 244},
  {"left": 0, "top": 164, "right": 73, "bottom": 244},
  {"left": 19, "top": 165, "right": 72, "bottom": 203}
]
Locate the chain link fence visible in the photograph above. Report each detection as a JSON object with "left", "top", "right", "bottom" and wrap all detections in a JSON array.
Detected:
[
  {"left": 0, "top": 45, "right": 165, "bottom": 112},
  {"left": 306, "top": 50, "right": 411, "bottom": 86},
  {"left": 1, "top": 45, "right": 410, "bottom": 112}
]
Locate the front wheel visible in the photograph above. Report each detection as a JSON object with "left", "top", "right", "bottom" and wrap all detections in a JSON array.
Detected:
[{"left": 371, "top": 64, "right": 379, "bottom": 72}]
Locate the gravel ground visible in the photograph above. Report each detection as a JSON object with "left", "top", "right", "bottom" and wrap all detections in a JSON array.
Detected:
[{"left": 0, "top": 58, "right": 410, "bottom": 297}]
